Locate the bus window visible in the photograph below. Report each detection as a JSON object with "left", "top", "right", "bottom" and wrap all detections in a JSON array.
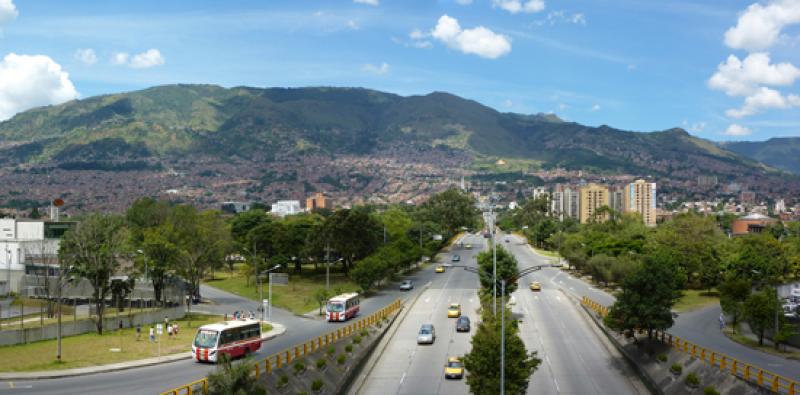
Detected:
[{"left": 194, "top": 330, "right": 218, "bottom": 348}]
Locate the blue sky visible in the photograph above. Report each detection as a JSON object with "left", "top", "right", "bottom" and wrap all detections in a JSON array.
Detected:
[{"left": 0, "top": 0, "right": 798, "bottom": 141}]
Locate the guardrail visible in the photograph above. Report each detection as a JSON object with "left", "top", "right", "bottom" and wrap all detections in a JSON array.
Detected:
[
  {"left": 160, "top": 299, "right": 403, "bottom": 395},
  {"left": 581, "top": 296, "right": 799, "bottom": 395}
]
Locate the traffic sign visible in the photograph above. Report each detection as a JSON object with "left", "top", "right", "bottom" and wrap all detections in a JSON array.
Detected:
[
  {"left": 156, "top": 324, "right": 163, "bottom": 335},
  {"left": 270, "top": 273, "right": 289, "bottom": 286}
]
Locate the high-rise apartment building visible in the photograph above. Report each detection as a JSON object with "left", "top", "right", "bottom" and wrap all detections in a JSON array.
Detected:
[
  {"left": 550, "top": 191, "right": 564, "bottom": 219},
  {"left": 610, "top": 188, "right": 624, "bottom": 214},
  {"left": 564, "top": 187, "right": 580, "bottom": 221},
  {"left": 624, "top": 179, "right": 657, "bottom": 226},
  {"left": 579, "top": 184, "right": 609, "bottom": 224}
]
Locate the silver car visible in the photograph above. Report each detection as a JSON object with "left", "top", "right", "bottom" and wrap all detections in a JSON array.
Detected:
[
  {"left": 417, "top": 324, "right": 435, "bottom": 344},
  {"left": 400, "top": 280, "right": 413, "bottom": 291}
]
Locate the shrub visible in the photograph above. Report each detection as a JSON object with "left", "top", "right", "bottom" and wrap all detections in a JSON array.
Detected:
[
  {"left": 316, "top": 358, "right": 327, "bottom": 370},
  {"left": 278, "top": 374, "right": 289, "bottom": 387},
  {"left": 293, "top": 361, "right": 305, "bottom": 375},
  {"left": 327, "top": 346, "right": 335, "bottom": 356},
  {"left": 345, "top": 344, "right": 353, "bottom": 353},
  {"left": 656, "top": 354, "right": 667, "bottom": 362},
  {"left": 337, "top": 354, "right": 347, "bottom": 365},
  {"left": 360, "top": 329, "right": 369, "bottom": 337},
  {"left": 686, "top": 373, "right": 700, "bottom": 387},
  {"left": 670, "top": 363, "right": 682, "bottom": 375},
  {"left": 353, "top": 335, "right": 362, "bottom": 344},
  {"left": 703, "top": 386, "right": 720, "bottom": 395},
  {"left": 311, "top": 379, "right": 324, "bottom": 392}
]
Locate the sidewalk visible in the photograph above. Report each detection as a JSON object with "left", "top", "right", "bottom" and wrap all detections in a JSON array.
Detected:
[{"left": 0, "top": 322, "right": 286, "bottom": 380}]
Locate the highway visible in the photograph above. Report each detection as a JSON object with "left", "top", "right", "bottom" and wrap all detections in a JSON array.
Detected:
[
  {"left": 0, "top": 262, "right": 449, "bottom": 394},
  {"left": 355, "top": 233, "right": 483, "bottom": 395},
  {"left": 503, "top": 234, "right": 643, "bottom": 394}
]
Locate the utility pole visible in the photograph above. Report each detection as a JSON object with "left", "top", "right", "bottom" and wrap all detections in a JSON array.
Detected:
[
  {"left": 501, "top": 279, "right": 506, "bottom": 395},
  {"left": 325, "top": 241, "right": 331, "bottom": 291}
]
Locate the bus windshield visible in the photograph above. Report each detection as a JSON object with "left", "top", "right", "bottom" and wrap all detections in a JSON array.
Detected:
[
  {"left": 194, "top": 329, "right": 218, "bottom": 348},
  {"left": 327, "top": 302, "right": 345, "bottom": 312}
]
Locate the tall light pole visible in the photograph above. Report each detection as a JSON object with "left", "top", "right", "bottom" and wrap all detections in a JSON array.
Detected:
[
  {"left": 5, "top": 247, "right": 11, "bottom": 296},
  {"left": 265, "top": 264, "right": 281, "bottom": 322},
  {"left": 500, "top": 279, "right": 506, "bottom": 395}
]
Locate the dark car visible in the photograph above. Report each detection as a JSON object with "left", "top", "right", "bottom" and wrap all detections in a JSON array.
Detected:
[
  {"left": 455, "top": 316, "right": 470, "bottom": 332},
  {"left": 399, "top": 280, "right": 413, "bottom": 291},
  {"left": 452, "top": 254, "right": 461, "bottom": 262}
]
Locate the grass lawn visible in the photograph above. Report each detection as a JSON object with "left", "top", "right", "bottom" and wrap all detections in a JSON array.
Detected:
[
  {"left": 0, "top": 313, "right": 222, "bottom": 372},
  {"left": 674, "top": 290, "right": 720, "bottom": 313},
  {"left": 205, "top": 266, "right": 359, "bottom": 315}
]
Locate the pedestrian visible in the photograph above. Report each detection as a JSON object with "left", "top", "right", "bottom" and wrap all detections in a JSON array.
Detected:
[
  {"left": 149, "top": 326, "right": 155, "bottom": 343},
  {"left": 164, "top": 316, "right": 169, "bottom": 328},
  {"left": 136, "top": 324, "right": 142, "bottom": 341},
  {"left": 224, "top": 313, "right": 228, "bottom": 321},
  {"left": 173, "top": 322, "right": 179, "bottom": 337},
  {"left": 719, "top": 313, "right": 725, "bottom": 331},
  {"left": 167, "top": 323, "right": 173, "bottom": 339}
]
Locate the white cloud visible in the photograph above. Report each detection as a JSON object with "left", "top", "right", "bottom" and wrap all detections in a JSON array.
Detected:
[
  {"left": 347, "top": 20, "right": 359, "bottom": 30},
  {"left": 353, "top": 0, "right": 379, "bottom": 6},
  {"left": 708, "top": 53, "right": 800, "bottom": 97},
  {"left": 413, "top": 40, "right": 433, "bottom": 49},
  {"left": 0, "top": 53, "right": 79, "bottom": 121},
  {"left": 558, "top": 103, "right": 568, "bottom": 110},
  {"left": 539, "top": 10, "right": 586, "bottom": 26},
  {"left": 456, "top": 0, "right": 473, "bottom": 5},
  {"left": 493, "top": 0, "right": 545, "bottom": 14},
  {"left": 503, "top": 99, "right": 513, "bottom": 107},
  {"left": 571, "top": 13, "right": 586, "bottom": 25},
  {"left": 363, "top": 62, "right": 390, "bottom": 75},
  {"left": 73, "top": 48, "right": 97, "bottom": 65},
  {"left": 725, "top": 87, "right": 800, "bottom": 118},
  {"left": 129, "top": 49, "right": 165, "bottom": 69},
  {"left": 0, "top": 0, "right": 18, "bottom": 26},
  {"left": 111, "top": 52, "right": 129, "bottom": 65},
  {"left": 431, "top": 14, "right": 512, "bottom": 59},
  {"left": 724, "top": 0, "right": 800, "bottom": 51},
  {"left": 722, "top": 124, "right": 752, "bottom": 136},
  {"left": 590, "top": 104, "right": 600, "bottom": 112}
]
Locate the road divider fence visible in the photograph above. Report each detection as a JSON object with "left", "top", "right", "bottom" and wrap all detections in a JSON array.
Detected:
[
  {"left": 581, "top": 296, "right": 799, "bottom": 395},
  {"left": 160, "top": 299, "right": 403, "bottom": 395}
]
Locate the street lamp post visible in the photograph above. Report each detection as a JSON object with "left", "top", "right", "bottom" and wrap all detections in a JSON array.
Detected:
[
  {"left": 263, "top": 264, "right": 281, "bottom": 322},
  {"left": 500, "top": 278, "right": 506, "bottom": 395}
]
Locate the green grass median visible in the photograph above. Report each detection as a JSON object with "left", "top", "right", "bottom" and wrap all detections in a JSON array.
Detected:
[
  {"left": 0, "top": 313, "right": 224, "bottom": 372},
  {"left": 674, "top": 289, "right": 719, "bottom": 312}
]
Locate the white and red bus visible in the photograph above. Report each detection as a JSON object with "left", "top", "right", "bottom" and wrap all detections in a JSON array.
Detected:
[
  {"left": 192, "top": 319, "right": 261, "bottom": 363},
  {"left": 326, "top": 292, "right": 360, "bottom": 322}
]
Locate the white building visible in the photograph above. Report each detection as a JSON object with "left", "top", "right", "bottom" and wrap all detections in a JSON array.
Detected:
[
  {"left": 271, "top": 200, "right": 302, "bottom": 217},
  {"left": 0, "top": 219, "right": 74, "bottom": 294}
]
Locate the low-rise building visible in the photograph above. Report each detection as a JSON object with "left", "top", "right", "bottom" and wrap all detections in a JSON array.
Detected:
[
  {"left": 271, "top": 200, "right": 302, "bottom": 217},
  {"left": 0, "top": 219, "right": 75, "bottom": 294},
  {"left": 306, "top": 192, "right": 331, "bottom": 211},
  {"left": 731, "top": 213, "right": 777, "bottom": 236}
]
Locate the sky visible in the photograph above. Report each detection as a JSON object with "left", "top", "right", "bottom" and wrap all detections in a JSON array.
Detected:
[{"left": 0, "top": 0, "right": 799, "bottom": 141}]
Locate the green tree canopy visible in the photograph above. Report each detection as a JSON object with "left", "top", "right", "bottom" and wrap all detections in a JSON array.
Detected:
[
  {"left": 477, "top": 245, "right": 519, "bottom": 297},
  {"left": 418, "top": 188, "right": 479, "bottom": 237}
]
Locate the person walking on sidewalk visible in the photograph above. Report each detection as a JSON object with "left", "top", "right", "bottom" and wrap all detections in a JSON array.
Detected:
[{"left": 719, "top": 313, "right": 725, "bottom": 331}]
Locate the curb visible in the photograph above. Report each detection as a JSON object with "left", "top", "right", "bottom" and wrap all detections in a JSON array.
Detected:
[
  {"left": 0, "top": 322, "right": 287, "bottom": 380},
  {"left": 348, "top": 282, "right": 431, "bottom": 395}
]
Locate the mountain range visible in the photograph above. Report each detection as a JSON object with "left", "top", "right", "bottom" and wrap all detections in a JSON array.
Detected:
[
  {"left": 721, "top": 138, "right": 800, "bottom": 175},
  {"left": 0, "top": 84, "right": 796, "bottom": 212}
]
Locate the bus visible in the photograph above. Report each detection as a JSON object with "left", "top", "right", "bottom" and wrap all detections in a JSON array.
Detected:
[
  {"left": 192, "top": 319, "right": 261, "bottom": 363},
  {"left": 326, "top": 292, "right": 360, "bottom": 322}
]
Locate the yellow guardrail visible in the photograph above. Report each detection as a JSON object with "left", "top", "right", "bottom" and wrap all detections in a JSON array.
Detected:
[
  {"left": 160, "top": 299, "right": 403, "bottom": 395},
  {"left": 581, "top": 296, "right": 799, "bottom": 395}
]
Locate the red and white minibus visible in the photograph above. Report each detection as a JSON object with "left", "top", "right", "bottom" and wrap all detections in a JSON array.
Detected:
[
  {"left": 326, "top": 292, "right": 360, "bottom": 322},
  {"left": 192, "top": 319, "right": 261, "bottom": 363}
]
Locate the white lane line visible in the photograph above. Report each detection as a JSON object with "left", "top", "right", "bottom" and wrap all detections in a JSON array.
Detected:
[
  {"left": 425, "top": 297, "right": 430, "bottom": 303},
  {"left": 399, "top": 372, "right": 406, "bottom": 385}
]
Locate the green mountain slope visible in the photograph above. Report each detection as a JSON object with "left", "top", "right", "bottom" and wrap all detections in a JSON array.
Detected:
[
  {"left": 0, "top": 84, "right": 779, "bottom": 181},
  {"left": 721, "top": 138, "right": 800, "bottom": 175}
]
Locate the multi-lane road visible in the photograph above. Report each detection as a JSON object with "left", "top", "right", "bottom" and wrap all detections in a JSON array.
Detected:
[
  {"left": 356, "top": 233, "right": 484, "bottom": 395},
  {"left": 356, "top": 232, "right": 645, "bottom": 395}
]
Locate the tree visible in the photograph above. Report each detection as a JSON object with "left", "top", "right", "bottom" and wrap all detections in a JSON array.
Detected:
[
  {"left": 323, "top": 207, "right": 382, "bottom": 274},
  {"left": 718, "top": 277, "right": 751, "bottom": 333},
  {"left": 647, "top": 213, "right": 724, "bottom": 289},
  {"left": 59, "top": 214, "right": 129, "bottom": 334},
  {"left": 171, "top": 207, "right": 231, "bottom": 305},
  {"left": 141, "top": 225, "right": 179, "bottom": 306},
  {"left": 477, "top": 245, "right": 519, "bottom": 297},
  {"left": 126, "top": 197, "right": 172, "bottom": 245},
  {"left": 350, "top": 255, "right": 386, "bottom": 294},
  {"left": 314, "top": 288, "right": 330, "bottom": 316},
  {"left": 418, "top": 188, "right": 479, "bottom": 236},
  {"left": 207, "top": 354, "right": 266, "bottom": 395},
  {"left": 463, "top": 305, "right": 540, "bottom": 395},
  {"left": 727, "top": 234, "right": 787, "bottom": 284},
  {"left": 605, "top": 252, "right": 683, "bottom": 339},
  {"left": 743, "top": 289, "right": 779, "bottom": 346}
]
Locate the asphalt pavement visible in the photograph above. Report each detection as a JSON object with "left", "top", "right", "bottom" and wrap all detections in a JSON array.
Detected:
[
  {"left": 0, "top": 256, "right": 453, "bottom": 395},
  {"left": 503, "top": 233, "right": 800, "bottom": 382},
  {"left": 356, "top": 233, "right": 483, "bottom": 395}
]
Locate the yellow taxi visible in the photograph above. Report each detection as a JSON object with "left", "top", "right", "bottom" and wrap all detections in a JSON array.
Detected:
[
  {"left": 444, "top": 357, "right": 464, "bottom": 379},
  {"left": 529, "top": 281, "right": 542, "bottom": 291},
  {"left": 447, "top": 303, "right": 461, "bottom": 318},
  {"left": 435, "top": 265, "right": 445, "bottom": 273}
]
